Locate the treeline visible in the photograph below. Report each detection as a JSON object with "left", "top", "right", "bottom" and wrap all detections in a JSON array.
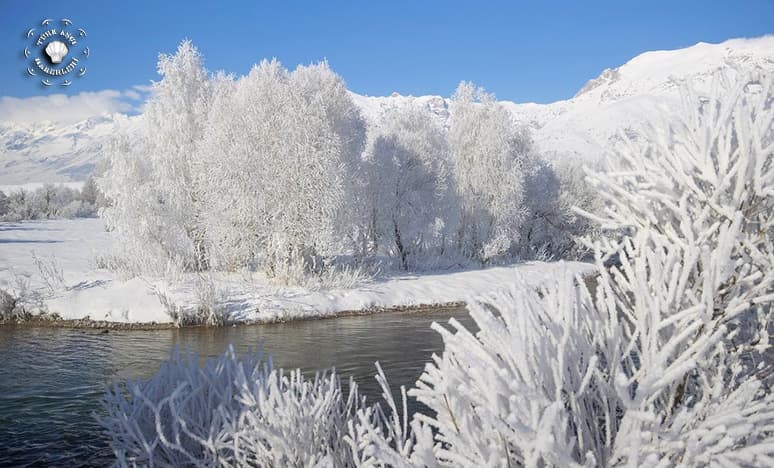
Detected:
[
  {"left": 100, "top": 41, "right": 600, "bottom": 282},
  {"left": 0, "top": 177, "right": 106, "bottom": 222}
]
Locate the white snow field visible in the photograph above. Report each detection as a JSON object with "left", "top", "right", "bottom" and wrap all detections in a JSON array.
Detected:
[
  {"left": 0, "top": 218, "right": 593, "bottom": 323},
  {"left": 0, "top": 181, "right": 84, "bottom": 193}
]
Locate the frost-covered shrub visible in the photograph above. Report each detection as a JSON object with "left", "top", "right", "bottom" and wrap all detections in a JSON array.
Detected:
[
  {"left": 367, "top": 74, "right": 774, "bottom": 463},
  {"left": 398, "top": 72, "right": 774, "bottom": 466},
  {"left": 579, "top": 72, "right": 774, "bottom": 466},
  {"left": 148, "top": 281, "right": 226, "bottom": 327},
  {"left": 303, "top": 261, "right": 377, "bottom": 291},
  {"left": 0, "top": 288, "right": 21, "bottom": 321},
  {"left": 0, "top": 277, "right": 40, "bottom": 321},
  {"left": 190, "top": 274, "right": 227, "bottom": 326},
  {"left": 99, "top": 346, "right": 405, "bottom": 466},
  {"left": 406, "top": 272, "right": 615, "bottom": 466},
  {"left": 31, "top": 252, "right": 65, "bottom": 294}
]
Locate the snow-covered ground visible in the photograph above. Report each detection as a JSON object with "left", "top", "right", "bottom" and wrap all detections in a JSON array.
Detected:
[
  {"left": 0, "top": 218, "right": 594, "bottom": 324},
  {"left": 0, "top": 181, "right": 85, "bottom": 194}
]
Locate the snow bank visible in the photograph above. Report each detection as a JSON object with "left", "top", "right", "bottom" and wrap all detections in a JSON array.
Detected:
[
  {"left": 0, "top": 218, "right": 594, "bottom": 324},
  {"left": 46, "top": 278, "right": 170, "bottom": 323},
  {"left": 206, "top": 260, "right": 594, "bottom": 323}
]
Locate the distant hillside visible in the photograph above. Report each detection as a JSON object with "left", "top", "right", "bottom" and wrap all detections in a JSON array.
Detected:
[{"left": 2, "top": 36, "right": 772, "bottom": 185}]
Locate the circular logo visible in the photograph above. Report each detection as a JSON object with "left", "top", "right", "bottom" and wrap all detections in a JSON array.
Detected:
[{"left": 24, "top": 18, "right": 89, "bottom": 87}]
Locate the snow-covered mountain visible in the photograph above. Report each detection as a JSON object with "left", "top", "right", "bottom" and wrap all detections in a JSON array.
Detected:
[
  {"left": 354, "top": 36, "right": 774, "bottom": 161},
  {"left": 2, "top": 36, "right": 772, "bottom": 185},
  {"left": 0, "top": 116, "right": 115, "bottom": 185},
  {"left": 526, "top": 36, "right": 774, "bottom": 159}
]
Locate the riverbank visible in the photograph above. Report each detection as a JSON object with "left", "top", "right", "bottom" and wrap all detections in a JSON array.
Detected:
[
  {"left": 0, "top": 218, "right": 595, "bottom": 326},
  {"left": 0, "top": 301, "right": 468, "bottom": 330}
]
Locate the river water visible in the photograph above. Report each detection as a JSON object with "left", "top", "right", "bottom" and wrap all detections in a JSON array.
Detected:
[{"left": 0, "top": 307, "right": 474, "bottom": 466}]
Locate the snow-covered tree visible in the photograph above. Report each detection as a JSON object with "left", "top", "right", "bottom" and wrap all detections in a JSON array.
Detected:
[
  {"left": 363, "top": 107, "right": 456, "bottom": 269},
  {"left": 99, "top": 115, "right": 178, "bottom": 274},
  {"left": 33, "top": 184, "right": 57, "bottom": 217},
  {"left": 448, "top": 82, "right": 528, "bottom": 263},
  {"left": 79, "top": 174, "right": 107, "bottom": 211},
  {"left": 147, "top": 40, "right": 213, "bottom": 270},
  {"left": 0, "top": 191, "right": 8, "bottom": 216},
  {"left": 0, "top": 184, "right": 97, "bottom": 221},
  {"left": 517, "top": 156, "right": 601, "bottom": 260},
  {"left": 100, "top": 40, "right": 212, "bottom": 274},
  {"left": 552, "top": 158, "right": 602, "bottom": 257},
  {"left": 200, "top": 60, "right": 366, "bottom": 282}
]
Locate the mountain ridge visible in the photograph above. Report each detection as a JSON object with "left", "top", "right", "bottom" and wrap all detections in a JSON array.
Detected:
[{"left": 2, "top": 36, "right": 772, "bottom": 186}]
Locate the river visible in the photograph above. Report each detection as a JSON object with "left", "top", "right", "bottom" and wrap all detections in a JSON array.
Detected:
[{"left": 0, "top": 306, "right": 474, "bottom": 466}]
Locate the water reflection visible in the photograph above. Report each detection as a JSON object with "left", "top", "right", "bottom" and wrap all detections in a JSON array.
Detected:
[{"left": 0, "top": 306, "right": 473, "bottom": 466}]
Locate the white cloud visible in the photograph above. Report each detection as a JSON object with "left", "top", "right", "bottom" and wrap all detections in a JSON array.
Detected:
[
  {"left": 0, "top": 87, "right": 149, "bottom": 125},
  {"left": 123, "top": 89, "right": 141, "bottom": 100}
]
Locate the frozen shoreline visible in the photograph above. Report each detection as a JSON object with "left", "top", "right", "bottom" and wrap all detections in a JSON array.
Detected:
[
  {"left": 0, "top": 218, "right": 595, "bottom": 325},
  {"left": 0, "top": 302, "right": 468, "bottom": 330}
]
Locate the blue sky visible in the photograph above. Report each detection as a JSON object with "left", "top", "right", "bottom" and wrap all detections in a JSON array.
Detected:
[{"left": 1, "top": 0, "right": 772, "bottom": 110}]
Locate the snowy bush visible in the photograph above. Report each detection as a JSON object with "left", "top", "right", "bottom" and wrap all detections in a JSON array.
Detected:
[
  {"left": 578, "top": 72, "right": 774, "bottom": 466},
  {"left": 31, "top": 252, "right": 65, "bottom": 294},
  {"left": 99, "top": 346, "right": 406, "bottom": 466},
  {"left": 417, "top": 276, "right": 608, "bottom": 466},
  {"left": 147, "top": 278, "right": 226, "bottom": 327},
  {"left": 190, "top": 274, "right": 227, "bottom": 326},
  {"left": 303, "top": 262, "right": 378, "bottom": 291},
  {"left": 392, "top": 72, "right": 774, "bottom": 466},
  {"left": 0, "top": 288, "right": 22, "bottom": 321},
  {"left": 0, "top": 275, "right": 42, "bottom": 321}
]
